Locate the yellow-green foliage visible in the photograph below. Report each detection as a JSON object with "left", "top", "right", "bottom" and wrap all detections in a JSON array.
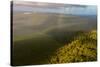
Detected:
[
  {"left": 48, "top": 30, "right": 97, "bottom": 63},
  {"left": 13, "top": 30, "right": 97, "bottom": 65}
]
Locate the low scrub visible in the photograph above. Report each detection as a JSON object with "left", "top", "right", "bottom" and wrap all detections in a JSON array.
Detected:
[{"left": 48, "top": 30, "right": 97, "bottom": 63}]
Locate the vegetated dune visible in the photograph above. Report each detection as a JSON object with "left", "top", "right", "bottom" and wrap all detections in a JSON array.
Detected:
[
  {"left": 12, "top": 30, "right": 97, "bottom": 66},
  {"left": 48, "top": 30, "right": 97, "bottom": 63}
]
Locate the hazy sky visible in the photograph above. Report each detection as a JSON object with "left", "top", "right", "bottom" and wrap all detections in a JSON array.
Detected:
[
  {"left": 65, "top": 6, "right": 97, "bottom": 15},
  {"left": 13, "top": 1, "right": 97, "bottom": 15}
]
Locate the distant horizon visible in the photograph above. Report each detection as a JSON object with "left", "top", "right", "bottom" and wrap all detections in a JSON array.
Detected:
[{"left": 13, "top": 1, "right": 97, "bottom": 16}]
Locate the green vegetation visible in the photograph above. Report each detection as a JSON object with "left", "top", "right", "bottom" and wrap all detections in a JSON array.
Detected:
[
  {"left": 13, "top": 11, "right": 97, "bottom": 66},
  {"left": 48, "top": 30, "right": 97, "bottom": 63},
  {"left": 12, "top": 30, "right": 97, "bottom": 66}
]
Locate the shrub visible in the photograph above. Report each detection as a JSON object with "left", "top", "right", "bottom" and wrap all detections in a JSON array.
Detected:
[{"left": 48, "top": 30, "right": 97, "bottom": 63}]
